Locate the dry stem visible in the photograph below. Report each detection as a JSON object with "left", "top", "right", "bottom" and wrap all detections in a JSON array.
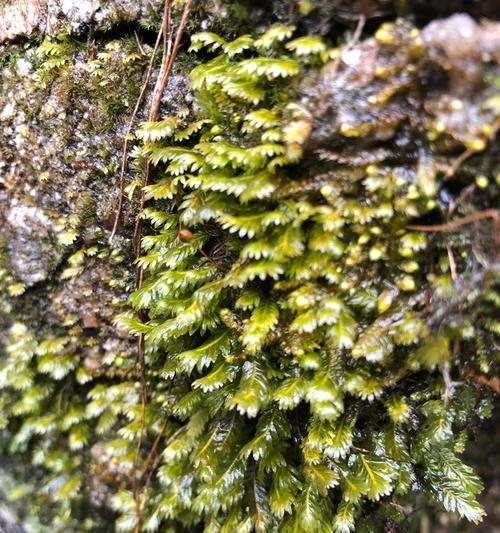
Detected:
[{"left": 130, "top": 2, "right": 193, "bottom": 531}]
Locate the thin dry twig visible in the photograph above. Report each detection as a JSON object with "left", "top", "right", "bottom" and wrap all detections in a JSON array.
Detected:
[
  {"left": 443, "top": 338, "right": 460, "bottom": 404},
  {"left": 133, "top": 0, "right": 192, "bottom": 272},
  {"left": 446, "top": 245, "right": 458, "bottom": 282},
  {"left": 445, "top": 181, "right": 467, "bottom": 286},
  {"left": 351, "top": 14, "right": 366, "bottom": 46},
  {"left": 109, "top": 22, "right": 165, "bottom": 243},
  {"left": 442, "top": 366, "right": 452, "bottom": 403},
  {"left": 139, "top": 417, "right": 170, "bottom": 481},
  {"left": 178, "top": 229, "right": 224, "bottom": 270},
  {"left": 444, "top": 117, "right": 500, "bottom": 181},
  {"left": 130, "top": 2, "right": 193, "bottom": 531},
  {"left": 317, "top": 15, "right": 366, "bottom": 111},
  {"left": 407, "top": 209, "right": 499, "bottom": 233},
  {"left": 134, "top": 30, "right": 146, "bottom": 55},
  {"left": 444, "top": 147, "right": 475, "bottom": 181},
  {"left": 441, "top": 122, "right": 498, "bottom": 276},
  {"left": 465, "top": 370, "right": 500, "bottom": 394},
  {"left": 329, "top": 15, "right": 365, "bottom": 77},
  {"left": 448, "top": 182, "right": 476, "bottom": 215},
  {"left": 130, "top": 5, "right": 172, "bottom": 531},
  {"left": 137, "top": 425, "right": 186, "bottom": 519}
]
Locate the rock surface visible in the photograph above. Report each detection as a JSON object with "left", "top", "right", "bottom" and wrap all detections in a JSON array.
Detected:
[
  {"left": 5, "top": 202, "right": 61, "bottom": 286},
  {"left": 0, "top": 0, "right": 162, "bottom": 42}
]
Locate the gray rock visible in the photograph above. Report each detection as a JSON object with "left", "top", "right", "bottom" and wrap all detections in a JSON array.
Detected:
[
  {"left": 0, "top": 0, "right": 163, "bottom": 42},
  {"left": 0, "top": 0, "right": 43, "bottom": 42},
  {"left": 5, "top": 202, "right": 61, "bottom": 286}
]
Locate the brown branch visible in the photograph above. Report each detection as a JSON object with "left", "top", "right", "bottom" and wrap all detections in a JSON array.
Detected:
[
  {"left": 134, "top": 30, "right": 146, "bottom": 56},
  {"left": 179, "top": 229, "right": 224, "bottom": 270},
  {"left": 133, "top": 397, "right": 146, "bottom": 533},
  {"left": 318, "top": 15, "right": 366, "bottom": 108},
  {"left": 130, "top": 4, "right": 172, "bottom": 532},
  {"left": 135, "top": 425, "right": 186, "bottom": 528},
  {"left": 447, "top": 246, "right": 458, "bottom": 282},
  {"left": 333, "top": 15, "right": 365, "bottom": 69},
  {"left": 444, "top": 147, "right": 475, "bottom": 181},
  {"left": 448, "top": 183, "right": 476, "bottom": 216},
  {"left": 443, "top": 338, "right": 460, "bottom": 404},
  {"left": 465, "top": 370, "right": 500, "bottom": 394},
  {"left": 351, "top": 14, "right": 366, "bottom": 46},
  {"left": 139, "top": 417, "right": 170, "bottom": 481},
  {"left": 109, "top": 21, "right": 165, "bottom": 243},
  {"left": 444, "top": 117, "right": 500, "bottom": 180},
  {"left": 132, "top": 0, "right": 192, "bottom": 408},
  {"left": 130, "top": 2, "right": 193, "bottom": 531},
  {"left": 442, "top": 365, "right": 452, "bottom": 403},
  {"left": 149, "top": 0, "right": 192, "bottom": 123},
  {"left": 406, "top": 209, "right": 499, "bottom": 233},
  {"left": 133, "top": 0, "right": 192, "bottom": 268}
]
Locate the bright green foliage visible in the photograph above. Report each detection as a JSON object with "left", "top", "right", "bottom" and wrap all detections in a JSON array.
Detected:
[
  {"left": 420, "top": 446, "right": 485, "bottom": 522},
  {"left": 286, "top": 36, "right": 328, "bottom": 57},
  {"left": 1, "top": 14, "right": 498, "bottom": 533},
  {"left": 111, "top": 21, "right": 500, "bottom": 533},
  {"left": 0, "top": 323, "right": 127, "bottom": 528},
  {"left": 35, "top": 34, "right": 77, "bottom": 81}
]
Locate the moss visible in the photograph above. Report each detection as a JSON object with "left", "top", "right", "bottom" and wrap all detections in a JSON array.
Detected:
[
  {"left": 0, "top": 4, "right": 499, "bottom": 533},
  {"left": 107, "top": 17, "right": 499, "bottom": 532},
  {"left": 0, "top": 26, "right": 150, "bottom": 531}
]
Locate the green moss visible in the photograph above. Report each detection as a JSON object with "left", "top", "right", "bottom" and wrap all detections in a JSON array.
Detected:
[
  {"left": 1, "top": 9, "right": 499, "bottom": 533},
  {"left": 0, "top": 27, "right": 148, "bottom": 530},
  {"left": 109, "top": 20, "right": 499, "bottom": 532}
]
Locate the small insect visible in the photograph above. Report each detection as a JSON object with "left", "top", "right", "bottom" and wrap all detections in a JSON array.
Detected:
[
  {"left": 178, "top": 228, "right": 223, "bottom": 270},
  {"left": 178, "top": 228, "right": 196, "bottom": 242}
]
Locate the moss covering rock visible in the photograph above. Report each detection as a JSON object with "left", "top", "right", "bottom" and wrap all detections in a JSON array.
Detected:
[{"left": 0, "top": 1, "right": 499, "bottom": 532}]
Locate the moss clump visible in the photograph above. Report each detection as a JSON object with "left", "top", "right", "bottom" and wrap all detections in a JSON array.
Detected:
[
  {"left": 1, "top": 7, "right": 499, "bottom": 533},
  {"left": 110, "top": 19, "right": 500, "bottom": 532},
  {"left": 0, "top": 30, "right": 147, "bottom": 531}
]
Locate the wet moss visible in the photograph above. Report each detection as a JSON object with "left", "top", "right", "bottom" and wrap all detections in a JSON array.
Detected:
[
  {"left": 0, "top": 26, "right": 153, "bottom": 529},
  {"left": 0, "top": 2, "right": 499, "bottom": 532},
  {"left": 108, "top": 15, "right": 499, "bottom": 532}
]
